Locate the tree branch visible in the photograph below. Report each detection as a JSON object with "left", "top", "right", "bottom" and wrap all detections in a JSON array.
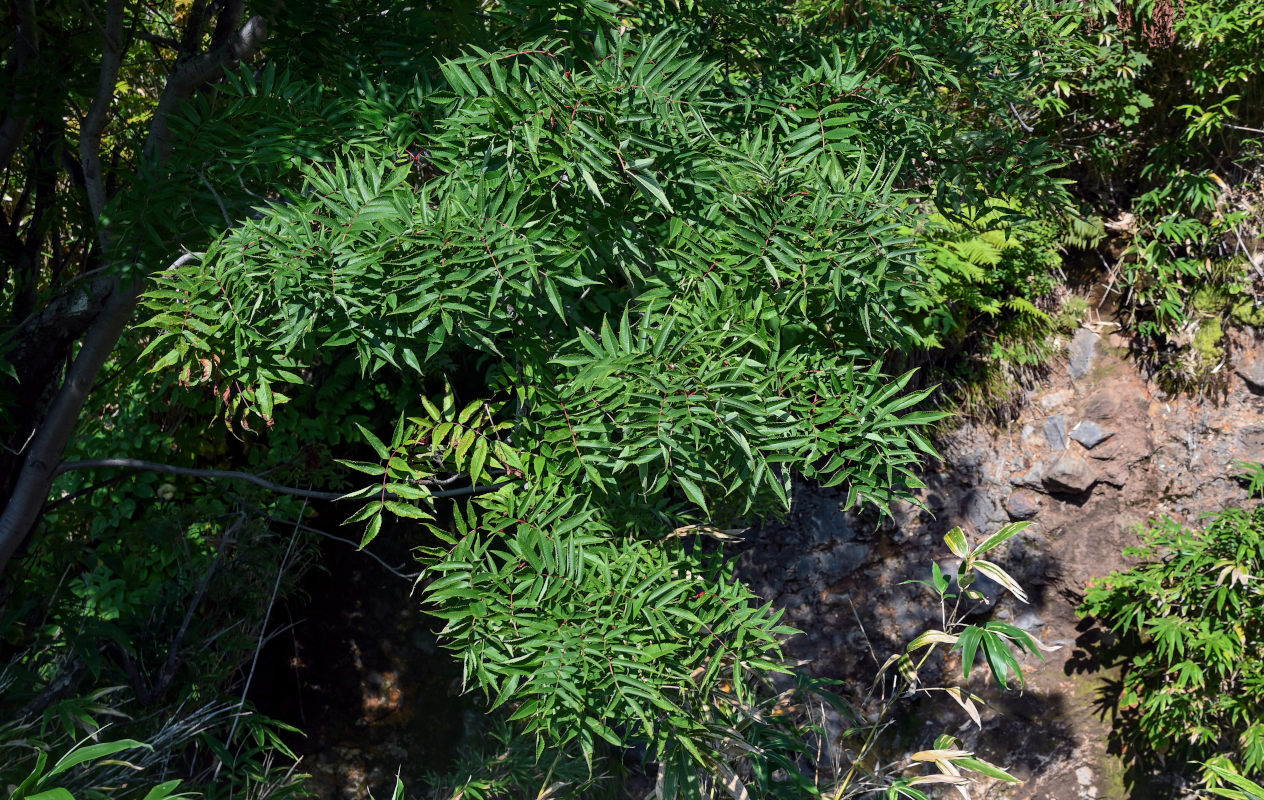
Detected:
[
  {"left": 0, "top": 253, "right": 200, "bottom": 576},
  {"left": 144, "top": 9, "right": 267, "bottom": 161},
  {"left": 80, "top": 0, "right": 126, "bottom": 242},
  {"left": 0, "top": 6, "right": 272, "bottom": 578},
  {"left": 246, "top": 504, "right": 422, "bottom": 581},
  {"left": 0, "top": 0, "right": 40, "bottom": 174},
  {"left": 55, "top": 458, "right": 355, "bottom": 501},
  {"left": 132, "top": 29, "right": 180, "bottom": 50},
  {"left": 51, "top": 457, "right": 511, "bottom": 502},
  {"left": 0, "top": 274, "right": 145, "bottom": 575},
  {"left": 148, "top": 515, "right": 242, "bottom": 704}
]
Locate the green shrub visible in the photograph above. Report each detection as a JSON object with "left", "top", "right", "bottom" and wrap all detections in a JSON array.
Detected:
[
  {"left": 1080, "top": 469, "right": 1264, "bottom": 776},
  {"left": 1040, "top": 0, "right": 1264, "bottom": 383},
  {"left": 1204, "top": 757, "right": 1264, "bottom": 800},
  {"left": 908, "top": 198, "right": 1061, "bottom": 356},
  {"left": 901, "top": 196, "right": 1071, "bottom": 415}
]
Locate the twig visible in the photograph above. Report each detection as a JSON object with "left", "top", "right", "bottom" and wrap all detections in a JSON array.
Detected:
[
  {"left": 133, "top": 29, "right": 180, "bottom": 49},
  {"left": 2, "top": 428, "right": 37, "bottom": 456},
  {"left": 1098, "top": 250, "right": 1122, "bottom": 309},
  {"left": 55, "top": 458, "right": 351, "bottom": 500},
  {"left": 228, "top": 502, "right": 303, "bottom": 745},
  {"left": 1008, "top": 101, "right": 1035, "bottom": 133},
  {"left": 844, "top": 593, "right": 878, "bottom": 665},
  {"left": 153, "top": 515, "right": 244, "bottom": 699},
  {"left": 200, "top": 170, "right": 233, "bottom": 226},
  {"left": 53, "top": 457, "right": 511, "bottom": 501},
  {"left": 249, "top": 504, "right": 420, "bottom": 581}
]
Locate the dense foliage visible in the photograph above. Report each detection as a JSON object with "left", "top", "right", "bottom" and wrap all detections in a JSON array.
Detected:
[
  {"left": 1081, "top": 469, "right": 1264, "bottom": 777},
  {"left": 1, "top": 0, "right": 1262, "bottom": 797},
  {"left": 1040, "top": 0, "right": 1264, "bottom": 386}
]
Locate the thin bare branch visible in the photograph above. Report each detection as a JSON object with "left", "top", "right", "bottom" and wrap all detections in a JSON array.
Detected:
[
  {"left": 249, "top": 506, "right": 422, "bottom": 581},
  {"left": 133, "top": 29, "right": 180, "bottom": 50},
  {"left": 55, "top": 458, "right": 358, "bottom": 501},
  {"left": 52, "top": 457, "right": 510, "bottom": 502}
]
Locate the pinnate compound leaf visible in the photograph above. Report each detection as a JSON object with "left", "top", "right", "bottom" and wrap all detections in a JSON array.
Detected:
[
  {"left": 354, "top": 423, "right": 391, "bottom": 460},
  {"left": 360, "top": 513, "right": 383, "bottom": 548}
]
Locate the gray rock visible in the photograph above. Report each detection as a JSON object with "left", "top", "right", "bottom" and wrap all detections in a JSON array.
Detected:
[
  {"left": 1043, "top": 414, "right": 1068, "bottom": 450},
  {"left": 1069, "top": 328, "right": 1100, "bottom": 380},
  {"left": 800, "top": 543, "right": 871, "bottom": 588},
  {"left": 1010, "top": 462, "right": 1045, "bottom": 489},
  {"left": 1235, "top": 332, "right": 1264, "bottom": 391},
  {"left": 1012, "top": 611, "right": 1045, "bottom": 632},
  {"left": 1082, "top": 386, "right": 1123, "bottom": 421},
  {"left": 1070, "top": 419, "right": 1113, "bottom": 449},
  {"left": 1005, "top": 489, "right": 1042, "bottom": 520},
  {"left": 961, "top": 489, "right": 1003, "bottom": 533},
  {"left": 1237, "top": 356, "right": 1264, "bottom": 392},
  {"left": 1039, "top": 389, "right": 1074, "bottom": 410},
  {"left": 1239, "top": 426, "right": 1264, "bottom": 463},
  {"left": 1042, "top": 454, "right": 1098, "bottom": 493}
]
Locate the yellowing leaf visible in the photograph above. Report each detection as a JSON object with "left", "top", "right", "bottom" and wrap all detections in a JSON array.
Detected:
[
  {"left": 971, "top": 559, "right": 1028, "bottom": 604},
  {"left": 910, "top": 774, "right": 970, "bottom": 785},
  {"left": 907, "top": 630, "right": 959, "bottom": 651},
  {"left": 911, "top": 748, "right": 973, "bottom": 762},
  {"left": 944, "top": 686, "right": 982, "bottom": 729}
]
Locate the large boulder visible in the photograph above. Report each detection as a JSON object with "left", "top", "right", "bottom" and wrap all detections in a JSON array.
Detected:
[{"left": 1042, "top": 454, "right": 1098, "bottom": 493}]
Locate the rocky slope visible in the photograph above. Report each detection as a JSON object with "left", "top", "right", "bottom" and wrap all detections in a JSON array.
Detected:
[{"left": 735, "top": 319, "right": 1264, "bottom": 799}]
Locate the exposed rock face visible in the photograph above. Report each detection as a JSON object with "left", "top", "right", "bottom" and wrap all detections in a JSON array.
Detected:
[
  {"left": 1011, "top": 462, "right": 1045, "bottom": 490},
  {"left": 939, "top": 558, "right": 1002, "bottom": 615},
  {"left": 731, "top": 314, "right": 1264, "bottom": 800},
  {"left": 737, "top": 482, "right": 873, "bottom": 604},
  {"left": 1068, "top": 328, "right": 1100, "bottom": 380},
  {"left": 1039, "top": 389, "right": 1074, "bottom": 410},
  {"left": 1237, "top": 356, "right": 1264, "bottom": 392},
  {"left": 1239, "top": 426, "right": 1264, "bottom": 464},
  {"left": 1042, "top": 454, "right": 1098, "bottom": 494},
  {"left": 1005, "top": 489, "right": 1042, "bottom": 520},
  {"left": 1081, "top": 386, "right": 1123, "bottom": 421}
]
